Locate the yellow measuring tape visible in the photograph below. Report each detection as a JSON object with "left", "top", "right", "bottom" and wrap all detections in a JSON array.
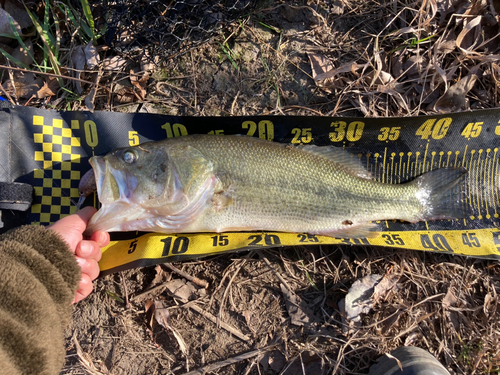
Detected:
[{"left": 99, "top": 228, "right": 500, "bottom": 274}]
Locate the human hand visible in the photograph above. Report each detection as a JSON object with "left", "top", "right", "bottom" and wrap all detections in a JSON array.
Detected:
[{"left": 48, "top": 206, "right": 110, "bottom": 303}]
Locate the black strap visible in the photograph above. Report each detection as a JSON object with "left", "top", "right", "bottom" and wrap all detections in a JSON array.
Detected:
[{"left": 0, "top": 182, "right": 33, "bottom": 211}]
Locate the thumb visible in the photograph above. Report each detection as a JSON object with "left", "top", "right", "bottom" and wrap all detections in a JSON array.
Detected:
[{"left": 48, "top": 207, "right": 98, "bottom": 251}]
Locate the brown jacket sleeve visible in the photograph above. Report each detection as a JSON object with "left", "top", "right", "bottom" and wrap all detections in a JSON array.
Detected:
[{"left": 0, "top": 225, "right": 81, "bottom": 375}]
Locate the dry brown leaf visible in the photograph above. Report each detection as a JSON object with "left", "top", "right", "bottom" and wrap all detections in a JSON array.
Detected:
[
  {"left": 403, "top": 55, "right": 426, "bottom": 78},
  {"left": 84, "top": 41, "right": 100, "bottom": 69},
  {"left": 330, "top": 0, "right": 344, "bottom": 15},
  {"left": 431, "top": 62, "right": 448, "bottom": 91},
  {"left": 310, "top": 54, "right": 365, "bottom": 82},
  {"left": 3, "top": 71, "right": 42, "bottom": 99},
  {"left": 370, "top": 52, "right": 385, "bottom": 87},
  {"left": 423, "top": 0, "right": 438, "bottom": 26},
  {"left": 483, "top": 291, "right": 497, "bottom": 317},
  {"left": 102, "top": 56, "right": 128, "bottom": 71},
  {"left": 308, "top": 53, "right": 335, "bottom": 81},
  {"left": 372, "top": 273, "right": 400, "bottom": 304},
  {"left": 153, "top": 300, "right": 170, "bottom": 329},
  {"left": 373, "top": 70, "right": 395, "bottom": 85},
  {"left": 280, "top": 283, "right": 318, "bottom": 327},
  {"left": 141, "top": 53, "right": 157, "bottom": 72},
  {"left": 442, "top": 287, "right": 458, "bottom": 309},
  {"left": 391, "top": 53, "right": 405, "bottom": 78},
  {"left": 11, "top": 37, "right": 33, "bottom": 66},
  {"left": 115, "top": 86, "right": 137, "bottom": 104},
  {"left": 72, "top": 46, "right": 86, "bottom": 72},
  {"left": 0, "top": 7, "right": 21, "bottom": 45},
  {"left": 436, "top": 29, "right": 457, "bottom": 53},
  {"left": 154, "top": 300, "right": 189, "bottom": 366},
  {"left": 36, "top": 81, "right": 55, "bottom": 99},
  {"left": 151, "top": 264, "right": 165, "bottom": 286},
  {"left": 85, "top": 87, "right": 97, "bottom": 112},
  {"left": 4, "top": 0, "right": 32, "bottom": 29},
  {"left": 456, "top": 15, "right": 482, "bottom": 54},
  {"left": 267, "top": 350, "right": 287, "bottom": 373},
  {"left": 391, "top": 26, "right": 418, "bottom": 37},
  {"left": 130, "top": 70, "right": 149, "bottom": 100},
  {"left": 72, "top": 46, "right": 86, "bottom": 94},
  {"left": 279, "top": 4, "right": 323, "bottom": 25},
  {"left": 164, "top": 279, "right": 197, "bottom": 302},
  {"left": 434, "top": 72, "right": 478, "bottom": 112},
  {"left": 144, "top": 299, "right": 155, "bottom": 333},
  {"left": 436, "top": 0, "right": 467, "bottom": 24}
]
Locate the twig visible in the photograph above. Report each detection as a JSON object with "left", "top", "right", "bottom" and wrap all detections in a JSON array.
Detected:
[
  {"left": 120, "top": 271, "right": 130, "bottom": 309},
  {"left": 130, "top": 283, "right": 168, "bottom": 302},
  {"left": 191, "top": 50, "right": 197, "bottom": 110},
  {"left": 0, "top": 81, "right": 15, "bottom": 105},
  {"left": 180, "top": 344, "right": 277, "bottom": 375},
  {"left": 72, "top": 333, "right": 108, "bottom": 375},
  {"left": 218, "top": 259, "right": 246, "bottom": 323},
  {"left": 162, "top": 263, "right": 209, "bottom": 289},
  {"left": 0, "top": 64, "right": 109, "bottom": 89},
  {"left": 262, "top": 256, "right": 294, "bottom": 292},
  {"left": 188, "top": 303, "right": 250, "bottom": 342}
]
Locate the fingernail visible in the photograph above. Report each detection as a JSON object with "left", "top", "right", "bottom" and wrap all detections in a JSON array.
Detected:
[
  {"left": 80, "top": 241, "right": 93, "bottom": 256},
  {"left": 76, "top": 257, "right": 86, "bottom": 267}
]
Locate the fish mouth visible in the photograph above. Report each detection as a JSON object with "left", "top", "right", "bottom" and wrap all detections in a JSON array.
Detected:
[
  {"left": 85, "top": 156, "right": 142, "bottom": 235},
  {"left": 89, "top": 156, "right": 139, "bottom": 203}
]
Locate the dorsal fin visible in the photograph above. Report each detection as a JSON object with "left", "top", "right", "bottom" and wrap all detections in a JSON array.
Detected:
[{"left": 298, "top": 144, "right": 373, "bottom": 179}]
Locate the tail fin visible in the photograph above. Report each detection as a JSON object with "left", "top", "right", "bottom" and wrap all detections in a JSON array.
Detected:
[{"left": 414, "top": 167, "right": 470, "bottom": 221}]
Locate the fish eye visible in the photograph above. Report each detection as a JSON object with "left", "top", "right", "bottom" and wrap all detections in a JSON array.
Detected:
[{"left": 122, "top": 150, "right": 137, "bottom": 164}]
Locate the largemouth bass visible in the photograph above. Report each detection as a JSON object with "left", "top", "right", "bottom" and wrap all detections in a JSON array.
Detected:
[{"left": 84, "top": 135, "right": 468, "bottom": 237}]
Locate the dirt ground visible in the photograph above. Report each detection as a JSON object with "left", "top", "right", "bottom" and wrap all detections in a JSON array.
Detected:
[
  {"left": 63, "top": 246, "right": 500, "bottom": 375},
  {"left": 1, "top": 0, "right": 500, "bottom": 374}
]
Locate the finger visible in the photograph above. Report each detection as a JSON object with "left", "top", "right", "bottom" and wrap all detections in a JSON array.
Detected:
[
  {"left": 73, "top": 274, "right": 93, "bottom": 303},
  {"left": 76, "top": 257, "right": 100, "bottom": 281},
  {"left": 90, "top": 231, "right": 110, "bottom": 248},
  {"left": 74, "top": 206, "right": 98, "bottom": 223},
  {"left": 76, "top": 240, "right": 102, "bottom": 261},
  {"left": 49, "top": 206, "right": 97, "bottom": 234},
  {"left": 48, "top": 207, "right": 99, "bottom": 251}
]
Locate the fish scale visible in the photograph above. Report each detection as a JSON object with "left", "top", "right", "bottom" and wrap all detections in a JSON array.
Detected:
[
  {"left": 183, "top": 136, "right": 411, "bottom": 233},
  {"left": 85, "top": 135, "right": 469, "bottom": 238}
]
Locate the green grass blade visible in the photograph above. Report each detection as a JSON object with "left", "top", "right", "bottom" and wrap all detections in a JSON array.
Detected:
[
  {"left": 24, "top": 5, "right": 60, "bottom": 75},
  {"left": 79, "top": 0, "right": 95, "bottom": 40},
  {"left": 50, "top": 6, "right": 61, "bottom": 60},
  {"left": 0, "top": 48, "right": 30, "bottom": 69},
  {"left": 57, "top": 2, "right": 93, "bottom": 43},
  {"left": 258, "top": 21, "right": 281, "bottom": 34},
  {"left": 219, "top": 42, "right": 238, "bottom": 70},
  {"left": 8, "top": 17, "right": 36, "bottom": 65},
  {"left": 42, "top": 2, "right": 56, "bottom": 50}
]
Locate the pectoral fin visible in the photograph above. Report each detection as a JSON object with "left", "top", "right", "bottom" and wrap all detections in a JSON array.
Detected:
[{"left": 212, "top": 191, "right": 234, "bottom": 211}]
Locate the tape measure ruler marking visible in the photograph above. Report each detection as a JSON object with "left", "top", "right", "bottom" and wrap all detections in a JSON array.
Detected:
[{"left": 98, "top": 228, "right": 500, "bottom": 275}]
